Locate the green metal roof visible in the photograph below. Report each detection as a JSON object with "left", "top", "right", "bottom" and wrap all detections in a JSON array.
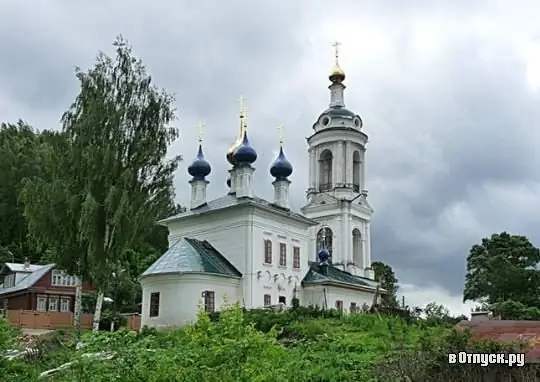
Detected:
[
  {"left": 322, "top": 106, "right": 356, "bottom": 118},
  {"left": 302, "top": 261, "right": 379, "bottom": 289},
  {"left": 140, "top": 237, "right": 242, "bottom": 279}
]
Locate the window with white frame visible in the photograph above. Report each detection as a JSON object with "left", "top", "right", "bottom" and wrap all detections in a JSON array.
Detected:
[
  {"left": 36, "top": 295, "right": 47, "bottom": 311},
  {"left": 51, "top": 269, "right": 79, "bottom": 287},
  {"left": 60, "top": 297, "right": 70, "bottom": 312},
  {"left": 48, "top": 296, "right": 58, "bottom": 311},
  {"left": 3, "top": 273, "right": 15, "bottom": 288}
]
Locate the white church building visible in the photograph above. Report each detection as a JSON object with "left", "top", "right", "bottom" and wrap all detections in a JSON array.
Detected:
[{"left": 139, "top": 49, "right": 384, "bottom": 329}]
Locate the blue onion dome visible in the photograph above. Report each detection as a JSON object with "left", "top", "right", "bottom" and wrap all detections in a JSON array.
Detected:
[
  {"left": 318, "top": 246, "right": 330, "bottom": 264},
  {"left": 187, "top": 144, "right": 211, "bottom": 180},
  {"left": 270, "top": 146, "right": 293, "bottom": 180},
  {"left": 233, "top": 130, "right": 257, "bottom": 164}
]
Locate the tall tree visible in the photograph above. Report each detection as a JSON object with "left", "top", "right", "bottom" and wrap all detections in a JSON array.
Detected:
[
  {"left": 21, "top": 36, "right": 181, "bottom": 331},
  {"left": 0, "top": 121, "right": 46, "bottom": 263},
  {"left": 372, "top": 261, "right": 399, "bottom": 308},
  {"left": 463, "top": 232, "right": 540, "bottom": 306}
]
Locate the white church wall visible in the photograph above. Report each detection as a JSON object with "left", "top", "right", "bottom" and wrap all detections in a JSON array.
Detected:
[
  {"left": 302, "top": 284, "right": 375, "bottom": 312},
  {"left": 140, "top": 273, "right": 241, "bottom": 329},
  {"left": 165, "top": 207, "right": 251, "bottom": 275},
  {"left": 249, "top": 209, "right": 312, "bottom": 308}
]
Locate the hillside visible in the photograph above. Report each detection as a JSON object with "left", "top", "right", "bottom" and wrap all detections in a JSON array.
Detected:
[{"left": 1, "top": 305, "right": 539, "bottom": 381}]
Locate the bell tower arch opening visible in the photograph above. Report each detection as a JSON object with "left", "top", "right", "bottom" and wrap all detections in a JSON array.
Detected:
[
  {"left": 319, "top": 149, "right": 333, "bottom": 192},
  {"left": 316, "top": 227, "right": 333, "bottom": 263},
  {"left": 352, "top": 151, "right": 361, "bottom": 193},
  {"left": 352, "top": 228, "right": 363, "bottom": 267}
]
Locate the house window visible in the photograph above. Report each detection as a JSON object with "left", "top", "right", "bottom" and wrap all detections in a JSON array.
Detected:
[
  {"left": 51, "top": 269, "right": 79, "bottom": 287},
  {"left": 278, "top": 296, "right": 286, "bottom": 305},
  {"left": 335, "top": 300, "right": 343, "bottom": 312},
  {"left": 60, "top": 297, "right": 70, "bottom": 312},
  {"left": 293, "top": 247, "right": 300, "bottom": 269},
  {"left": 3, "top": 273, "right": 15, "bottom": 288},
  {"left": 36, "top": 295, "right": 47, "bottom": 311},
  {"left": 264, "top": 294, "right": 271, "bottom": 307},
  {"left": 264, "top": 240, "right": 272, "bottom": 264},
  {"left": 149, "top": 292, "right": 160, "bottom": 317},
  {"left": 350, "top": 302, "right": 357, "bottom": 314},
  {"left": 279, "top": 243, "right": 287, "bottom": 266},
  {"left": 204, "top": 291, "right": 215, "bottom": 312},
  {"left": 48, "top": 296, "right": 58, "bottom": 311}
]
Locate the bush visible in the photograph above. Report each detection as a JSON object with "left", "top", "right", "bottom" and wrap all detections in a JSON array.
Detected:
[
  {"left": 98, "top": 309, "right": 128, "bottom": 331},
  {"left": 2, "top": 306, "right": 539, "bottom": 381}
]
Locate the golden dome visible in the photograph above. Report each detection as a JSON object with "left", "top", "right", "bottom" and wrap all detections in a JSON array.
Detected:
[
  {"left": 226, "top": 117, "right": 245, "bottom": 165},
  {"left": 329, "top": 64, "right": 345, "bottom": 83}
]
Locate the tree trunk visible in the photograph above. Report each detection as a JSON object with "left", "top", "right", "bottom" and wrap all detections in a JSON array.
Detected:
[
  {"left": 73, "top": 278, "right": 82, "bottom": 342},
  {"left": 92, "top": 289, "right": 105, "bottom": 332}
]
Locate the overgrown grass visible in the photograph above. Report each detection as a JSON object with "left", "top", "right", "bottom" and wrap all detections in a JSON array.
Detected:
[{"left": 1, "top": 305, "right": 539, "bottom": 381}]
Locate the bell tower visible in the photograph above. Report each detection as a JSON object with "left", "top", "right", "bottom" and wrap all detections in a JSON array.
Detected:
[{"left": 301, "top": 42, "right": 374, "bottom": 280}]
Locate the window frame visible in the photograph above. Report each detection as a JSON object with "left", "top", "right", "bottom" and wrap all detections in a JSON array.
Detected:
[
  {"left": 36, "top": 295, "right": 47, "bottom": 312},
  {"left": 335, "top": 300, "right": 343, "bottom": 312},
  {"left": 279, "top": 243, "right": 287, "bottom": 266},
  {"left": 350, "top": 302, "right": 357, "bottom": 314},
  {"left": 149, "top": 292, "right": 160, "bottom": 317},
  {"left": 60, "top": 297, "right": 70, "bottom": 312},
  {"left": 293, "top": 247, "right": 300, "bottom": 269},
  {"left": 264, "top": 239, "right": 272, "bottom": 264},
  {"left": 264, "top": 294, "right": 271, "bottom": 307},
  {"left": 204, "top": 290, "right": 215, "bottom": 313},
  {"left": 48, "top": 296, "right": 58, "bottom": 312}
]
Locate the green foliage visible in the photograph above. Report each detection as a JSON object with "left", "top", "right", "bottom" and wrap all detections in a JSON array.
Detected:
[
  {"left": 372, "top": 261, "right": 399, "bottom": 307},
  {"left": 491, "top": 299, "right": 540, "bottom": 320},
  {"left": 2, "top": 307, "right": 540, "bottom": 381},
  {"left": 464, "top": 232, "right": 540, "bottom": 306}
]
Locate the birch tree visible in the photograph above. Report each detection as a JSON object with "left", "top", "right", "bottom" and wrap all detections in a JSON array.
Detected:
[{"left": 21, "top": 36, "right": 180, "bottom": 332}]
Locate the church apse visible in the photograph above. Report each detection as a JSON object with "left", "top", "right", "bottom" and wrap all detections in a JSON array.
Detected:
[{"left": 318, "top": 149, "right": 333, "bottom": 192}]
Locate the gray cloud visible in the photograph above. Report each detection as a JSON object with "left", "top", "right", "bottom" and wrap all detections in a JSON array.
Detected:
[{"left": 1, "top": 0, "right": 540, "bottom": 310}]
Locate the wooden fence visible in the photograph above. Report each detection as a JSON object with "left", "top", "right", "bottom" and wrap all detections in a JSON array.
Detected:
[{"left": 4, "top": 310, "right": 141, "bottom": 332}]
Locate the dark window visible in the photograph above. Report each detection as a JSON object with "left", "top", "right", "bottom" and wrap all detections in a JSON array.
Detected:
[
  {"left": 264, "top": 294, "right": 271, "bottom": 307},
  {"left": 204, "top": 291, "right": 215, "bottom": 312},
  {"left": 149, "top": 292, "right": 160, "bottom": 317},
  {"left": 293, "top": 247, "right": 300, "bottom": 269},
  {"left": 278, "top": 296, "right": 286, "bottom": 305},
  {"left": 335, "top": 300, "right": 343, "bottom": 312},
  {"left": 279, "top": 243, "right": 287, "bottom": 266},
  {"left": 350, "top": 302, "right": 357, "bottom": 314},
  {"left": 264, "top": 240, "right": 272, "bottom": 264},
  {"left": 353, "top": 150, "right": 361, "bottom": 192},
  {"left": 319, "top": 150, "right": 333, "bottom": 192}
]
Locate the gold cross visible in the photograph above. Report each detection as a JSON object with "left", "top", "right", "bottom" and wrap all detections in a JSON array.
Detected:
[
  {"left": 277, "top": 125, "right": 284, "bottom": 144},
  {"left": 198, "top": 122, "right": 205, "bottom": 143},
  {"left": 238, "top": 95, "right": 247, "bottom": 117},
  {"left": 332, "top": 41, "right": 341, "bottom": 65}
]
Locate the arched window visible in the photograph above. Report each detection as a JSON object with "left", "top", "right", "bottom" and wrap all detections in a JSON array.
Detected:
[
  {"left": 319, "top": 150, "right": 333, "bottom": 192},
  {"left": 316, "top": 227, "right": 333, "bottom": 263},
  {"left": 352, "top": 228, "right": 363, "bottom": 266},
  {"left": 353, "top": 151, "right": 360, "bottom": 192}
]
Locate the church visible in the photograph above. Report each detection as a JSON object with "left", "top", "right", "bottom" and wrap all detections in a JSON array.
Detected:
[{"left": 139, "top": 46, "right": 384, "bottom": 329}]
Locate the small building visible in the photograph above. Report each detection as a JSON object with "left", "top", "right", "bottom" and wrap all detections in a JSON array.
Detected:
[
  {"left": 0, "top": 261, "right": 94, "bottom": 314},
  {"left": 458, "top": 312, "right": 540, "bottom": 363}
]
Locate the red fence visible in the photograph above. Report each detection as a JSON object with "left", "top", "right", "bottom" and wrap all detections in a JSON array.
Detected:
[{"left": 5, "top": 310, "right": 141, "bottom": 332}]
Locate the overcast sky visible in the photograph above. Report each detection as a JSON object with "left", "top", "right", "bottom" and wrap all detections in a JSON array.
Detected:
[{"left": 2, "top": 0, "right": 540, "bottom": 316}]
